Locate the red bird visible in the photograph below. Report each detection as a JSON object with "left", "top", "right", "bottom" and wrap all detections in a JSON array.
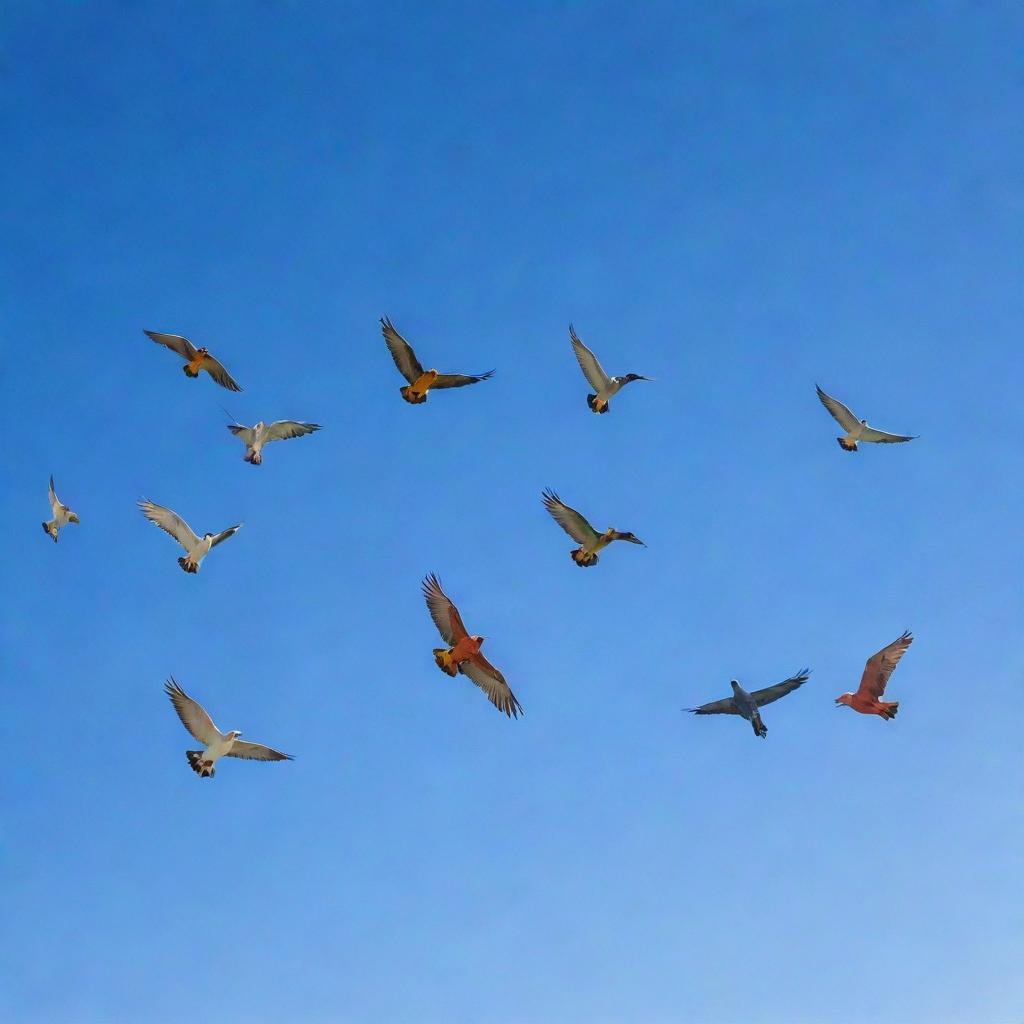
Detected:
[{"left": 835, "top": 631, "right": 913, "bottom": 720}]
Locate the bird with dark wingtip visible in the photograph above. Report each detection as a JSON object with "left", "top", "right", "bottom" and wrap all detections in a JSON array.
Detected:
[
  {"left": 541, "top": 488, "right": 645, "bottom": 567},
  {"left": 815, "top": 384, "right": 916, "bottom": 452},
  {"left": 144, "top": 329, "right": 243, "bottom": 392},
  {"left": 42, "top": 475, "right": 80, "bottom": 543},
  {"left": 688, "top": 670, "right": 810, "bottom": 738},
  {"left": 835, "top": 631, "right": 912, "bottom": 720},
  {"left": 569, "top": 324, "right": 652, "bottom": 414}
]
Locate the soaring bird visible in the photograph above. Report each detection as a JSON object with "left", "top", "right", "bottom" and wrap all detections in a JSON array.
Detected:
[
  {"left": 144, "top": 330, "right": 243, "bottom": 392},
  {"left": 226, "top": 419, "right": 321, "bottom": 465},
  {"left": 815, "top": 384, "right": 916, "bottom": 451},
  {"left": 138, "top": 499, "right": 242, "bottom": 574},
  {"left": 164, "top": 677, "right": 292, "bottom": 779},
  {"left": 569, "top": 324, "right": 652, "bottom": 414},
  {"left": 381, "top": 317, "right": 494, "bottom": 404},
  {"left": 835, "top": 631, "right": 912, "bottom": 720},
  {"left": 42, "top": 475, "right": 80, "bottom": 543},
  {"left": 688, "top": 670, "right": 810, "bottom": 738},
  {"left": 541, "top": 488, "right": 645, "bottom": 567},
  {"left": 422, "top": 573, "right": 522, "bottom": 718}
]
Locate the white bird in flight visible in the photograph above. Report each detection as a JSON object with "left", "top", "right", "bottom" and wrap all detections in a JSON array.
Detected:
[
  {"left": 569, "top": 324, "right": 653, "bottom": 414},
  {"left": 138, "top": 499, "right": 242, "bottom": 574},
  {"left": 226, "top": 419, "right": 321, "bottom": 465},
  {"left": 164, "top": 678, "right": 292, "bottom": 779},
  {"left": 815, "top": 384, "right": 917, "bottom": 452},
  {"left": 42, "top": 475, "right": 80, "bottom": 543}
]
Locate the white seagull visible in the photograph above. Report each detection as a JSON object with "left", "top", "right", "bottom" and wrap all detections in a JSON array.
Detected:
[
  {"left": 226, "top": 419, "right": 321, "bottom": 465},
  {"left": 815, "top": 384, "right": 917, "bottom": 452},
  {"left": 42, "top": 475, "right": 80, "bottom": 543},
  {"left": 569, "top": 323, "right": 653, "bottom": 414},
  {"left": 138, "top": 499, "right": 242, "bottom": 574},
  {"left": 164, "top": 677, "right": 292, "bottom": 779},
  {"left": 688, "top": 671, "right": 810, "bottom": 739}
]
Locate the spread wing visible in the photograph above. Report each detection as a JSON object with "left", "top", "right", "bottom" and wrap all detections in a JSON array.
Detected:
[
  {"left": 542, "top": 489, "right": 599, "bottom": 545},
  {"left": 381, "top": 317, "right": 424, "bottom": 384},
  {"left": 227, "top": 423, "right": 256, "bottom": 445},
  {"left": 688, "top": 697, "right": 739, "bottom": 716},
  {"left": 263, "top": 420, "right": 321, "bottom": 443},
  {"left": 459, "top": 656, "right": 523, "bottom": 718},
  {"left": 815, "top": 385, "right": 859, "bottom": 432},
  {"left": 422, "top": 573, "right": 469, "bottom": 644},
  {"left": 138, "top": 500, "right": 199, "bottom": 551},
  {"left": 432, "top": 370, "right": 495, "bottom": 389},
  {"left": 48, "top": 475, "right": 62, "bottom": 516},
  {"left": 226, "top": 740, "right": 293, "bottom": 762},
  {"left": 164, "top": 677, "right": 221, "bottom": 744},
  {"left": 210, "top": 524, "right": 242, "bottom": 548},
  {"left": 857, "top": 631, "right": 912, "bottom": 699},
  {"left": 569, "top": 324, "right": 611, "bottom": 391},
  {"left": 752, "top": 670, "right": 811, "bottom": 707},
  {"left": 859, "top": 426, "right": 916, "bottom": 444},
  {"left": 199, "top": 354, "right": 242, "bottom": 392},
  {"left": 144, "top": 330, "right": 198, "bottom": 362}
]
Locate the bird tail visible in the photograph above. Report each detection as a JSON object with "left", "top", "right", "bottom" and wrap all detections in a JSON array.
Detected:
[
  {"left": 400, "top": 385, "right": 428, "bottom": 404},
  {"left": 587, "top": 394, "right": 609, "bottom": 414},
  {"left": 182, "top": 363, "right": 200, "bottom": 378},
  {"left": 433, "top": 647, "right": 458, "bottom": 675},
  {"left": 244, "top": 447, "right": 262, "bottom": 465},
  {"left": 570, "top": 547, "right": 599, "bottom": 567},
  {"left": 186, "top": 750, "right": 215, "bottom": 778},
  {"left": 751, "top": 712, "right": 767, "bottom": 738},
  {"left": 42, "top": 520, "right": 58, "bottom": 542},
  {"left": 837, "top": 437, "right": 858, "bottom": 452},
  {"left": 177, "top": 556, "right": 199, "bottom": 574},
  {"left": 880, "top": 701, "right": 899, "bottom": 720}
]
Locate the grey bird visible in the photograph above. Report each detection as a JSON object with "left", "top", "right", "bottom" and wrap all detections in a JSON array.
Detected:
[
  {"left": 569, "top": 324, "right": 652, "bottom": 414},
  {"left": 815, "top": 384, "right": 917, "bottom": 452},
  {"left": 688, "top": 670, "right": 810, "bottom": 738},
  {"left": 226, "top": 419, "right": 321, "bottom": 465}
]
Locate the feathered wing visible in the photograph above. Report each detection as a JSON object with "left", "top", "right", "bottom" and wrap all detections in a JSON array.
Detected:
[
  {"left": 857, "top": 631, "right": 912, "bottom": 699},
  {"left": 138, "top": 500, "right": 200, "bottom": 551},
  {"left": 263, "top": 420, "right": 321, "bottom": 443},
  {"left": 381, "top": 317, "right": 424, "bottom": 383},
  {"left": 689, "top": 696, "right": 740, "bottom": 716},
  {"left": 210, "top": 524, "right": 243, "bottom": 549},
  {"left": 432, "top": 370, "right": 494, "bottom": 389},
  {"left": 144, "top": 330, "right": 198, "bottom": 361},
  {"left": 569, "top": 324, "right": 611, "bottom": 391},
  {"left": 48, "top": 475, "right": 61, "bottom": 516},
  {"left": 459, "top": 657, "right": 523, "bottom": 718},
  {"left": 422, "top": 573, "right": 469, "bottom": 644},
  {"left": 859, "top": 426, "right": 916, "bottom": 444},
  {"left": 815, "top": 385, "right": 859, "bottom": 432},
  {"left": 164, "top": 678, "right": 221, "bottom": 745},
  {"left": 199, "top": 354, "right": 242, "bottom": 392},
  {"left": 542, "top": 489, "right": 599, "bottom": 545},
  {"left": 752, "top": 670, "right": 811, "bottom": 707},
  {"left": 227, "top": 423, "right": 256, "bottom": 445},
  {"left": 226, "top": 740, "right": 293, "bottom": 762}
]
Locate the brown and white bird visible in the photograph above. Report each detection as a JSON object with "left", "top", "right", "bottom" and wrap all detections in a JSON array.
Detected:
[
  {"left": 835, "top": 631, "right": 913, "bottom": 720},
  {"left": 381, "top": 317, "right": 494, "bottom": 404},
  {"left": 569, "top": 324, "right": 652, "bottom": 414},
  {"left": 42, "top": 475, "right": 79, "bottom": 543},
  {"left": 144, "top": 330, "right": 242, "bottom": 392},
  {"left": 422, "top": 573, "right": 522, "bottom": 718},
  {"left": 542, "top": 488, "right": 645, "bottom": 567},
  {"left": 164, "top": 677, "right": 292, "bottom": 779},
  {"left": 226, "top": 419, "right": 321, "bottom": 465},
  {"left": 815, "top": 384, "right": 916, "bottom": 451},
  {"left": 138, "top": 499, "right": 242, "bottom": 573}
]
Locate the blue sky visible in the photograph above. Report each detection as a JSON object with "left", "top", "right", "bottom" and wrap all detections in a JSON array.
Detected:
[{"left": 2, "top": 3, "right": 1022, "bottom": 1021}]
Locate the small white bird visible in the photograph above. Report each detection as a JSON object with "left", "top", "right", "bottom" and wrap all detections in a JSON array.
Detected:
[
  {"left": 569, "top": 324, "right": 653, "bottom": 414},
  {"left": 42, "top": 475, "right": 80, "bottom": 543},
  {"left": 164, "top": 677, "right": 292, "bottom": 779},
  {"left": 815, "top": 384, "right": 917, "bottom": 452},
  {"left": 138, "top": 499, "right": 242, "bottom": 574},
  {"left": 226, "top": 419, "right": 321, "bottom": 465}
]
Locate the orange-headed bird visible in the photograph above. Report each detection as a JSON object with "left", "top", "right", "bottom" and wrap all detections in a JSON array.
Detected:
[
  {"left": 835, "top": 631, "right": 913, "bottom": 719},
  {"left": 381, "top": 318, "right": 493, "bottom": 404}
]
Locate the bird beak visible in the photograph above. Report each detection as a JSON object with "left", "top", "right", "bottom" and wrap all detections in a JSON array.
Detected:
[
  {"left": 628, "top": 535, "right": 646, "bottom": 546},
  {"left": 70, "top": 513, "right": 80, "bottom": 523},
  {"left": 637, "top": 376, "right": 655, "bottom": 382}
]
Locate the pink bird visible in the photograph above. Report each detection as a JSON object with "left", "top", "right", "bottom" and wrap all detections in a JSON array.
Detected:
[{"left": 835, "top": 631, "right": 913, "bottom": 720}]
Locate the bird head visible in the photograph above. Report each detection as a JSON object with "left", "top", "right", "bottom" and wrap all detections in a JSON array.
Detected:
[
  {"left": 472, "top": 635, "right": 485, "bottom": 646},
  {"left": 197, "top": 346, "right": 209, "bottom": 357},
  {"left": 729, "top": 680, "right": 740, "bottom": 690},
  {"left": 860, "top": 419, "right": 868, "bottom": 425},
  {"left": 228, "top": 730, "right": 243, "bottom": 739},
  {"left": 425, "top": 369, "right": 439, "bottom": 381},
  {"left": 69, "top": 512, "right": 80, "bottom": 524},
  {"left": 835, "top": 693, "right": 853, "bottom": 708},
  {"left": 616, "top": 531, "right": 645, "bottom": 546},
  {"left": 203, "top": 532, "right": 215, "bottom": 541}
]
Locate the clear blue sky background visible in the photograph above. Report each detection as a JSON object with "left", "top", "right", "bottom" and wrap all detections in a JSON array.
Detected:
[{"left": 2, "top": 3, "right": 1022, "bottom": 1022}]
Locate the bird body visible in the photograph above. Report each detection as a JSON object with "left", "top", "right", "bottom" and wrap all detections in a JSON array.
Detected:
[
  {"left": 569, "top": 324, "right": 651, "bottom": 414},
  {"left": 381, "top": 318, "right": 493, "bottom": 404},
  {"left": 541, "top": 489, "right": 645, "bottom": 567},
  {"left": 144, "top": 330, "right": 243, "bottom": 392},
  {"left": 689, "top": 671, "right": 810, "bottom": 738},
  {"left": 227, "top": 419, "right": 321, "bottom": 465},
  {"left": 138, "top": 500, "right": 242, "bottom": 573},
  {"left": 42, "top": 476, "right": 80, "bottom": 543},
  {"left": 836, "top": 631, "right": 912, "bottom": 720},
  {"left": 815, "top": 385, "right": 915, "bottom": 452}
]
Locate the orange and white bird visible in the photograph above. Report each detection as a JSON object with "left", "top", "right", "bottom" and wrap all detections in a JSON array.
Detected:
[
  {"left": 542, "top": 488, "right": 645, "bottom": 567},
  {"left": 381, "top": 317, "right": 494, "bottom": 404},
  {"left": 144, "top": 329, "right": 243, "bottom": 392},
  {"left": 138, "top": 499, "right": 242, "bottom": 574},
  {"left": 164, "top": 677, "right": 292, "bottom": 779},
  {"left": 835, "top": 631, "right": 913, "bottom": 720},
  {"left": 815, "top": 384, "right": 916, "bottom": 452},
  {"left": 422, "top": 573, "right": 522, "bottom": 718},
  {"left": 42, "top": 475, "right": 80, "bottom": 543},
  {"left": 226, "top": 419, "right": 321, "bottom": 465}
]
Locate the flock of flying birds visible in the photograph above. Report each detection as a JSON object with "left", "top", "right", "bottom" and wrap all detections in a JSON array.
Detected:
[{"left": 41, "top": 320, "right": 920, "bottom": 777}]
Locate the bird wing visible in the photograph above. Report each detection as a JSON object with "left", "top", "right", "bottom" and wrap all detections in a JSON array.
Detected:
[
  {"left": 210, "top": 524, "right": 242, "bottom": 549},
  {"left": 569, "top": 324, "right": 612, "bottom": 391},
  {"left": 541, "top": 489, "right": 599, "bottom": 545},
  {"left": 422, "top": 573, "right": 469, "bottom": 644},
  {"left": 857, "top": 631, "right": 912, "bottom": 699},
  {"left": 859, "top": 426, "right": 916, "bottom": 444},
  {"left": 226, "top": 740, "right": 293, "bottom": 762},
  {"left": 459, "top": 656, "right": 523, "bottom": 718},
  {"left": 688, "top": 697, "right": 740, "bottom": 716},
  {"left": 227, "top": 423, "right": 257, "bottom": 444},
  {"left": 815, "top": 385, "right": 859, "bottom": 432},
  {"left": 381, "top": 317, "right": 424, "bottom": 384},
  {"left": 48, "top": 475, "right": 62, "bottom": 515},
  {"left": 199, "top": 354, "right": 242, "bottom": 392},
  {"left": 144, "top": 330, "right": 198, "bottom": 362},
  {"left": 139, "top": 500, "right": 200, "bottom": 551},
  {"left": 752, "top": 670, "right": 811, "bottom": 707},
  {"left": 263, "top": 420, "right": 321, "bottom": 443},
  {"left": 164, "top": 677, "right": 221, "bottom": 744},
  {"left": 432, "top": 370, "right": 495, "bottom": 389}
]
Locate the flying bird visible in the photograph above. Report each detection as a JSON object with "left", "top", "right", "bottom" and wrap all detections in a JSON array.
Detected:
[
  {"left": 138, "top": 499, "right": 242, "bottom": 574},
  {"left": 422, "top": 573, "right": 522, "bottom": 718},
  {"left": 569, "top": 324, "right": 652, "bottom": 414},
  {"left": 835, "top": 631, "right": 912, "bottom": 720},
  {"left": 144, "top": 330, "right": 242, "bottom": 392},
  {"left": 381, "top": 317, "right": 494, "bottom": 404},
  {"left": 42, "top": 475, "right": 79, "bottom": 543},
  {"left": 226, "top": 419, "right": 321, "bottom": 465},
  {"left": 815, "top": 384, "right": 916, "bottom": 451},
  {"left": 688, "top": 670, "right": 810, "bottom": 738},
  {"left": 164, "top": 677, "right": 292, "bottom": 779},
  {"left": 541, "top": 488, "right": 645, "bottom": 567}
]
